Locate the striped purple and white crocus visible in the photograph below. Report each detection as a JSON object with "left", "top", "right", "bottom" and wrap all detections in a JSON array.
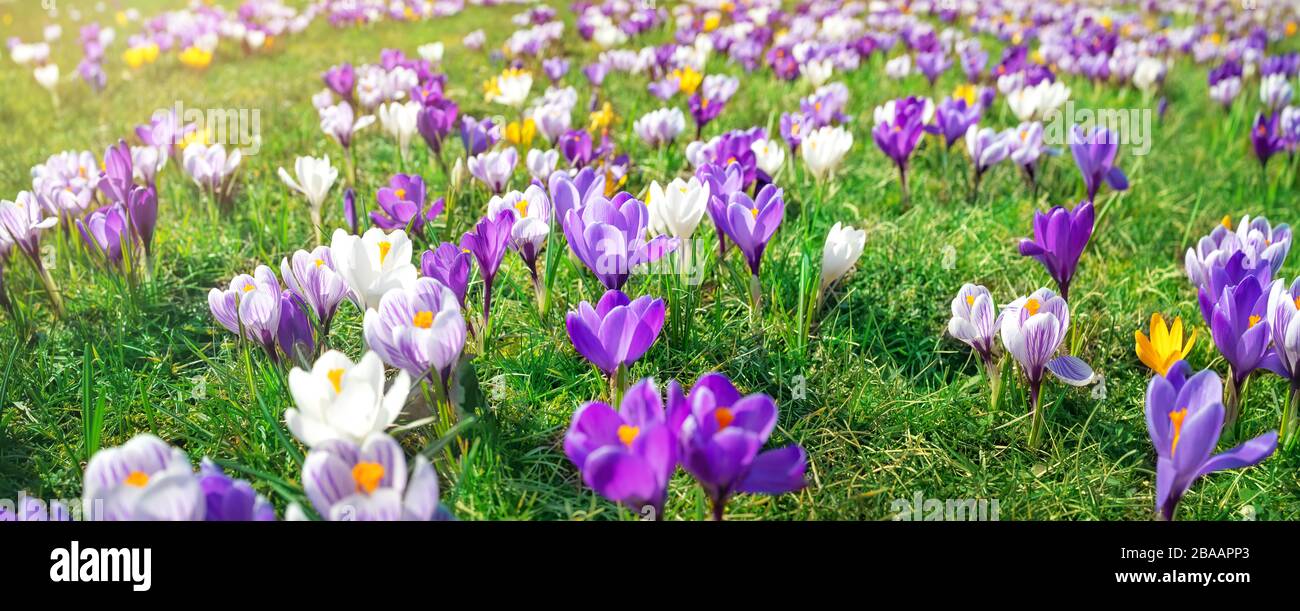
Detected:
[
  {"left": 948, "top": 283, "right": 1004, "bottom": 410},
  {"left": 363, "top": 277, "right": 466, "bottom": 394},
  {"left": 301, "top": 433, "right": 452, "bottom": 521},
  {"left": 1000, "top": 287, "right": 1093, "bottom": 448}
]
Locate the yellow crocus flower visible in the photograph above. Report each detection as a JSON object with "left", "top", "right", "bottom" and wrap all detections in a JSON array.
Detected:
[
  {"left": 1135, "top": 313, "right": 1196, "bottom": 376},
  {"left": 506, "top": 118, "right": 536, "bottom": 148},
  {"left": 179, "top": 46, "right": 213, "bottom": 69},
  {"left": 589, "top": 102, "right": 615, "bottom": 133},
  {"left": 673, "top": 67, "right": 703, "bottom": 96}
]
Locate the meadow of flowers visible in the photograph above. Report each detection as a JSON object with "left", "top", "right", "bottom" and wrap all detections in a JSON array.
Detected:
[{"left": 2, "top": 0, "right": 1300, "bottom": 522}]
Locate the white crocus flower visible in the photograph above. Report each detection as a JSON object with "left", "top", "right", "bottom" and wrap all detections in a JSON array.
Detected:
[
  {"left": 285, "top": 350, "right": 411, "bottom": 448},
  {"left": 803, "top": 58, "right": 833, "bottom": 87},
  {"left": 418, "top": 42, "right": 444, "bottom": 63},
  {"left": 1006, "top": 87, "right": 1039, "bottom": 122},
  {"left": 490, "top": 69, "right": 533, "bottom": 108},
  {"left": 801, "top": 125, "right": 854, "bottom": 180},
  {"left": 750, "top": 138, "right": 786, "bottom": 177},
  {"left": 1034, "top": 81, "right": 1070, "bottom": 118},
  {"left": 885, "top": 55, "right": 912, "bottom": 79},
  {"left": 34, "top": 64, "right": 59, "bottom": 93},
  {"left": 377, "top": 101, "right": 420, "bottom": 161},
  {"left": 526, "top": 148, "right": 559, "bottom": 181},
  {"left": 821, "top": 222, "right": 866, "bottom": 289},
  {"left": 330, "top": 227, "right": 418, "bottom": 310},
  {"left": 279, "top": 155, "right": 339, "bottom": 243},
  {"left": 647, "top": 177, "right": 710, "bottom": 239}
]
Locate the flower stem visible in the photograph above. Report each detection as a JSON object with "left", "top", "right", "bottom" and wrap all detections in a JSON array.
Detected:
[
  {"left": 1224, "top": 368, "right": 1241, "bottom": 430},
  {"left": 34, "top": 257, "right": 65, "bottom": 319},
  {"left": 1027, "top": 379, "right": 1045, "bottom": 449},
  {"left": 986, "top": 356, "right": 1002, "bottom": 415}
]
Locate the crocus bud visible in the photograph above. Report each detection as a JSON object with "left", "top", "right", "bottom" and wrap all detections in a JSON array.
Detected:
[
  {"left": 342, "top": 187, "right": 359, "bottom": 235},
  {"left": 127, "top": 185, "right": 158, "bottom": 256},
  {"left": 821, "top": 222, "right": 866, "bottom": 289},
  {"left": 277, "top": 290, "right": 315, "bottom": 366}
]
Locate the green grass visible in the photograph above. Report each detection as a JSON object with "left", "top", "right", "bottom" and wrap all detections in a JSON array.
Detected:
[{"left": 2, "top": 1, "right": 1299, "bottom": 520}]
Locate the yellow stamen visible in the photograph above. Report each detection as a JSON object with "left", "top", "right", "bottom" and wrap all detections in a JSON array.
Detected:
[
  {"left": 515, "top": 200, "right": 529, "bottom": 217},
  {"left": 327, "top": 368, "right": 344, "bottom": 393},
  {"left": 378, "top": 241, "right": 392, "bottom": 264},
  {"left": 351, "top": 462, "right": 385, "bottom": 495},
  {"left": 413, "top": 310, "right": 434, "bottom": 329},
  {"left": 617, "top": 424, "right": 639, "bottom": 446},
  {"left": 1249, "top": 314, "right": 1261, "bottom": 328},
  {"left": 395, "top": 188, "right": 407, "bottom": 200},
  {"left": 750, "top": 207, "right": 759, "bottom": 218},
  {"left": 1221, "top": 215, "right": 1233, "bottom": 230},
  {"left": 965, "top": 295, "right": 975, "bottom": 306},
  {"left": 1025, "top": 298, "right": 1041, "bottom": 316},
  {"left": 1169, "top": 408, "right": 1188, "bottom": 456},
  {"left": 714, "top": 407, "right": 735, "bottom": 430},
  {"left": 124, "top": 471, "right": 149, "bottom": 487},
  {"left": 314, "top": 258, "right": 325, "bottom": 268},
  {"left": 242, "top": 284, "right": 255, "bottom": 293}
]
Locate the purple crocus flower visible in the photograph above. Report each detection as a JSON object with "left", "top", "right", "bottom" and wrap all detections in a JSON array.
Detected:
[
  {"left": 559, "top": 129, "right": 595, "bottom": 168},
  {"left": 696, "top": 161, "right": 744, "bottom": 256},
  {"left": 277, "top": 289, "right": 316, "bottom": 365},
  {"left": 363, "top": 276, "right": 466, "bottom": 385},
  {"left": 1145, "top": 364, "right": 1277, "bottom": 520},
  {"left": 459, "top": 115, "right": 497, "bottom": 158},
  {"left": 565, "top": 289, "right": 665, "bottom": 378},
  {"left": 549, "top": 166, "right": 605, "bottom": 223},
  {"left": 872, "top": 100, "right": 928, "bottom": 205},
  {"left": 207, "top": 265, "right": 282, "bottom": 357},
  {"left": 281, "top": 246, "right": 350, "bottom": 334},
  {"left": 1009, "top": 122, "right": 1046, "bottom": 184},
  {"left": 136, "top": 109, "right": 196, "bottom": 158},
  {"left": 1186, "top": 216, "right": 1290, "bottom": 304},
  {"left": 564, "top": 377, "right": 677, "bottom": 517},
  {"left": 127, "top": 185, "right": 157, "bottom": 260},
  {"left": 1069, "top": 125, "right": 1129, "bottom": 203},
  {"left": 97, "top": 139, "right": 135, "bottom": 205},
  {"left": 417, "top": 97, "right": 459, "bottom": 158},
  {"left": 670, "top": 373, "right": 807, "bottom": 520},
  {"left": 965, "top": 125, "right": 1010, "bottom": 193},
  {"left": 780, "top": 112, "right": 810, "bottom": 151},
  {"left": 721, "top": 184, "right": 785, "bottom": 279},
  {"left": 322, "top": 62, "right": 356, "bottom": 100},
  {"left": 1205, "top": 274, "right": 1277, "bottom": 423},
  {"left": 933, "top": 97, "right": 981, "bottom": 149},
  {"left": 583, "top": 61, "right": 609, "bottom": 87},
  {"left": 543, "top": 57, "right": 570, "bottom": 83},
  {"left": 76, "top": 203, "right": 130, "bottom": 267},
  {"left": 342, "top": 188, "right": 361, "bottom": 235},
  {"left": 198, "top": 459, "right": 276, "bottom": 521},
  {"left": 467, "top": 148, "right": 517, "bottom": 194},
  {"left": 302, "top": 433, "right": 452, "bottom": 521},
  {"left": 689, "top": 94, "right": 725, "bottom": 136},
  {"left": 460, "top": 210, "right": 515, "bottom": 331},
  {"left": 371, "top": 173, "right": 443, "bottom": 232},
  {"left": 421, "top": 242, "right": 472, "bottom": 308},
  {"left": 916, "top": 50, "right": 951, "bottom": 85},
  {"left": 1251, "top": 112, "right": 1286, "bottom": 169},
  {"left": 563, "top": 194, "right": 676, "bottom": 290},
  {"left": 1018, "top": 200, "right": 1095, "bottom": 301}
]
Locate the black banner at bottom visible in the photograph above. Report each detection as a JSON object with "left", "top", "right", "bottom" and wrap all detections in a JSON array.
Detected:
[{"left": 1, "top": 521, "right": 1284, "bottom": 596}]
